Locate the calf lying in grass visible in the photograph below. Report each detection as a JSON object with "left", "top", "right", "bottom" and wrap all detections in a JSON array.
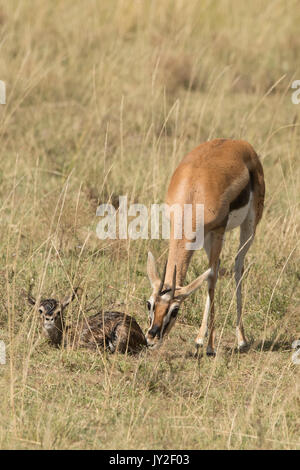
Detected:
[{"left": 26, "top": 288, "right": 147, "bottom": 354}]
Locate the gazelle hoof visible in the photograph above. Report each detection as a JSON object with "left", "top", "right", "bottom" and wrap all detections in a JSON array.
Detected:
[
  {"left": 194, "top": 342, "right": 204, "bottom": 357},
  {"left": 206, "top": 346, "right": 216, "bottom": 357},
  {"left": 237, "top": 342, "right": 248, "bottom": 353}
]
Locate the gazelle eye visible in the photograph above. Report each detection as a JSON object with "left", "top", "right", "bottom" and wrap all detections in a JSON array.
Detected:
[
  {"left": 38, "top": 308, "right": 43, "bottom": 314},
  {"left": 147, "top": 301, "right": 151, "bottom": 311},
  {"left": 170, "top": 306, "right": 179, "bottom": 318}
]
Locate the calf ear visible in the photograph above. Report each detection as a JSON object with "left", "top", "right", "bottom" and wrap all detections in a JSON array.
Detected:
[
  {"left": 22, "top": 289, "right": 36, "bottom": 306},
  {"left": 61, "top": 287, "right": 82, "bottom": 309},
  {"left": 28, "top": 294, "right": 36, "bottom": 305}
]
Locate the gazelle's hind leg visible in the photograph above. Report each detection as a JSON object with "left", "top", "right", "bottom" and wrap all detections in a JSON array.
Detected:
[
  {"left": 195, "top": 229, "right": 224, "bottom": 356},
  {"left": 235, "top": 207, "right": 256, "bottom": 350}
]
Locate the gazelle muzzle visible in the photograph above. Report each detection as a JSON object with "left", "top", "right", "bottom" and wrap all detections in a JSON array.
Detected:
[{"left": 147, "top": 324, "right": 161, "bottom": 339}]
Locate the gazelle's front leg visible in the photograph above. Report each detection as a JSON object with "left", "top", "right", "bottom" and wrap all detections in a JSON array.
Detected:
[
  {"left": 195, "top": 230, "right": 224, "bottom": 356},
  {"left": 195, "top": 233, "right": 212, "bottom": 347}
]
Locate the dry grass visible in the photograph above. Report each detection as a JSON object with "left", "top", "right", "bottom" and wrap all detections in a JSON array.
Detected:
[{"left": 0, "top": 0, "right": 299, "bottom": 450}]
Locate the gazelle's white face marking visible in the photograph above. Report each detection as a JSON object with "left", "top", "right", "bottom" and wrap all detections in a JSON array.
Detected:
[
  {"left": 146, "top": 293, "right": 181, "bottom": 348},
  {"left": 147, "top": 296, "right": 155, "bottom": 325}
]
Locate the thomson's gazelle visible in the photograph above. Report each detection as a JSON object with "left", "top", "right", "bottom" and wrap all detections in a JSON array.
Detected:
[
  {"left": 26, "top": 288, "right": 146, "bottom": 354},
  {"left": 146, "top": 139, "right": 265, "bottom": 355}
]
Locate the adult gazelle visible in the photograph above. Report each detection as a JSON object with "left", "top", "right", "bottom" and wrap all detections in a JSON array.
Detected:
[{"left": 146, "top": 139, "right": 265, "bottom": 355}]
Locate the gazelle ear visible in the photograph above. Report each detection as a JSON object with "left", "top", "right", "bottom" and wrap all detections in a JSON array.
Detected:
[
  {"left": 147, "top": 252, "right": 161, "bottom": 291},
  {"left": 22, "top": 289, "right": 36, "bottom": 306},
  {"left": 61, "top": 287, "right": 82, "bottom": 309},
  {"left": 175, "top": 268, "right": 211, "bottom": 299},
  {"left": 27, "top": 294, "right": 36, "bottom": 306}
]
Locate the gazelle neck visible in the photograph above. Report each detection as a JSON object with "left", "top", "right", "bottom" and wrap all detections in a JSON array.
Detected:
[{"left": 165, "top": 241, "right": 193, "bottom": 288}]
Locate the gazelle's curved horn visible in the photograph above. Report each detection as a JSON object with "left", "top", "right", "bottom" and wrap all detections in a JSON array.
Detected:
[
  {"left": 171, "top": 265, "right": 177, "bottom": 299},
  {"left": 158, "top": 261, "right": 167, "bottom": 294}
]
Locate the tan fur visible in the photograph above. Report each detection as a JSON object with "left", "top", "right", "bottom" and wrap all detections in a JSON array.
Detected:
[
  {"left": 146, "top": 139, "right": 265, "bottom": 353},
  {"left": 26, "top": 290, "right": 147, "bottom": 354},
  {"left": 165, "top": 139, "right": 264, "bottom": 284}
]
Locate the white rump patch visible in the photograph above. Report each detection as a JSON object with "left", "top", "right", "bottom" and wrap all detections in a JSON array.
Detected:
[{"left": 226, "top": 192, "right": 252, "bottom": 232}]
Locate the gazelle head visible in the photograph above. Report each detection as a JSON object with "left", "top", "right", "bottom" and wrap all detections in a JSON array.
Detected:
[
  {"left": 146, "top": 252, "right": 211, "bottom": 349},
  {"left": 26, "top": 288, "right": 80, "bottom": 346}
]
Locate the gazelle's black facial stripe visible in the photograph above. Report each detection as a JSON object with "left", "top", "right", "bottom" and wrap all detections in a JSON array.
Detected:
[{"left": 161, "top": 303, "right": 180, "bottom": 336}]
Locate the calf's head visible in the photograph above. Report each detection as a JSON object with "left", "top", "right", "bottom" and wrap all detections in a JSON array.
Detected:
[{"left": 26, "top": 288, "right": 80, "bottom": 346}]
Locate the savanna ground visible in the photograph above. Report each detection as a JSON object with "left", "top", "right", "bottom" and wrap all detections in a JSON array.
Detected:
[{"left": 0, "top": 0, "right": 299, "bottom": 450}]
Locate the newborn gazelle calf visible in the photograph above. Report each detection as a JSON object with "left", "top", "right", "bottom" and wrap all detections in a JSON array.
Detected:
[{"left": 27, "top": 288, "right": 146, "bottom": 354}]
